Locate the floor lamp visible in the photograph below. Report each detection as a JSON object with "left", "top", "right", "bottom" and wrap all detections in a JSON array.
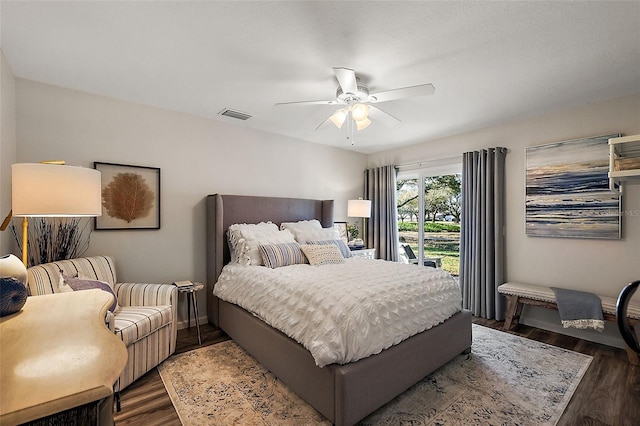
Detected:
[
  {"left": 347, "top": 198, "right": 372, "bottom": 247},
  {"left": 9, "top": 163, "right": 102, "bottom": 267}
]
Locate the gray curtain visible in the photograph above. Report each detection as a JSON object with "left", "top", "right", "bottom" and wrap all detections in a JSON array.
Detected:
[
  {"left": 364, "top": 165, "right": 399, "bottom": 261},
  {"left": 460, "top": 147, "right": 507, "bottom": 320}
]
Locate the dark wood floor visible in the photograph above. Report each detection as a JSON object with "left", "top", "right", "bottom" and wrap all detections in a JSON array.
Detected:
[{"left": 114, "top": 319, "right": 640, "bottom": 426}]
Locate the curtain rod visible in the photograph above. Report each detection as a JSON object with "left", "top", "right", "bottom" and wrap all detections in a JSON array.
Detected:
[
  {"left": 396, "top": 147, "right": 509, "bottom": 169},
  {"left": 395, "top": 155, "right": 462, "bottom": 169}
]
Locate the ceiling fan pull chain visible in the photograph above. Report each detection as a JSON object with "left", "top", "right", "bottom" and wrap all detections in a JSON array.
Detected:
[{"left": 347, "top": 111, "right": 354, "bottom": 145}]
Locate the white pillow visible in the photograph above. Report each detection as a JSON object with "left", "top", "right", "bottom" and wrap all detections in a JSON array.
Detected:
[
  {"left": 238, "top": 228, "right": 296, "bottom": 266},
  {"left": 228, "top": 222, "right": 278, "bottom": 264},
  {"left": 280, "top": 220, "right": 322, "bottom": 240},
  {"left": 294, "top": 227, "right": 339, "bottom": 243}
]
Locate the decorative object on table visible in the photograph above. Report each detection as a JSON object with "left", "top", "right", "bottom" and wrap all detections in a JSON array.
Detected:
[
  {"left": 173, "top": 280, "right": 194, "bottom": 289},
  {"left": 525, "top": 134, "right": 621, "bottom": 239},
  {"left": 158, "top": 324, "right": 592, "bottom": 426},
  {"left": 5, "top": 162, "right": 102, "bottom": 266},
  {"left": 9, "top": 218, "right": 93, "bottom": 266},
  {"left": 0, "top": 254, "right": 28, "bottom": 317},
  {"left": 347, "top": 198, "right": 371, "bottom": 247},
  {"left": 0, "top": 253, "right": 27, "bottom": 284},
  {"left": 332, "top": 222, "right": 348, "bottom": 245},
  {"left": 346, "top": 223, "right": 360, "bottom": 244},
  {"left": 0, "top": 278, "right": 28, "bottom": 317},
  {"left": 94, "top": 162, "right": 161, "bottom": 230}
]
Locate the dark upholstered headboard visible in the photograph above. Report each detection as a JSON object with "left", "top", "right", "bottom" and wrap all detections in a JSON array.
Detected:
[{"left": 205, "top": 194, "right": 334, "bottom": 324}]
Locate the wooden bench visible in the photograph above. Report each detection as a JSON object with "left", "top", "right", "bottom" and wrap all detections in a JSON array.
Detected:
[{"left": 498, "top": 282, "right": 640, "bottom": 365}]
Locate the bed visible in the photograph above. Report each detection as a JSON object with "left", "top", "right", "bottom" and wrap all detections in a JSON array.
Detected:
[{"left": 205, "top": 194, "right": 472, "bottom": 426}]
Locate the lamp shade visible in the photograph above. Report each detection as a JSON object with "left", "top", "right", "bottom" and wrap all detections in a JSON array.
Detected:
[
  {"left": 351, "top": 103, "right": 369, "bottom": 121},
  {"left": 12, "top": 163, "right": 102, "bottom": 217},
  {"left": 347, "top": 199, "right": 371, "bottom": 218},
  {"left": 330, "top": 109, "right": 348, "bottom": 129},
  {"left": 355, "top": 117, "right": 372, "bottom": 131}
]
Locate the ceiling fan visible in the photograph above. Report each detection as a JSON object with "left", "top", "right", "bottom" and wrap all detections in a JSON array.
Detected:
[{"left": 275, "top": 67, "right": 435, "bottom": 136}]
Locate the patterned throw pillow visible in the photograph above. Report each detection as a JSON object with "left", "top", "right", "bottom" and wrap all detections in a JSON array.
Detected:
[
  {"left": 259, "top": 243, "right": 308, "bottom": 269},
  {"left": 58, "top": 270, "right": 119, "bottom": 312},
  {"left": 300, "top": 244, "right": 346, "bottom": 266},
  {"left": 304, "top": 239, "right": 352, "bottom": 258}
]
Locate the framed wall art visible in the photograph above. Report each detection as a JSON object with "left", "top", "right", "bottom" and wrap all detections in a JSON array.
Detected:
[
  {"left": 333, "top": 221, "right": 348, "bottom": 245},
  {"left": 525, "top": 134, "right": 620, "bottom": 239},
  {"left": 94, "top": 162, "right": 161, "bottom": 230}
]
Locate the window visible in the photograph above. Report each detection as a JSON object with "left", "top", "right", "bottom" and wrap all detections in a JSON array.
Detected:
[{"left": 397, "top": 162, "right": 461, "bottom": 276}]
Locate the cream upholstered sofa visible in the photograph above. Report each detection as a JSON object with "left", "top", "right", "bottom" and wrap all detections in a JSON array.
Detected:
[{"left": 26, "top": 255, "right": 178, "bottom": 391}]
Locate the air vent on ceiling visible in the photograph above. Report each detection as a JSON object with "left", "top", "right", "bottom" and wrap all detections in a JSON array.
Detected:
[{"left": 218, "top": 108, "right": 252, "bottom": 121}]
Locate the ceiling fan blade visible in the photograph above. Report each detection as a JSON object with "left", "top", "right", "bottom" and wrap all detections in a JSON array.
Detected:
[
  {"left": 275, "top": 99, "right": 339, "bottom": 106},
  {"left": 368, "top": 105, "right": 401, "bottom": 127},
  {"left": 333, "top": 67, "right": 358, "bottom": 95},
  {"left": 369, "top": 83, "right": 435, "bottom": 103}
]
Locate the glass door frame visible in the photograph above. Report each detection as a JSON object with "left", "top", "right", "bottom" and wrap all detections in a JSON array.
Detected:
[{"left": 397, "top": 160, "right": 462, "bottom": 267}]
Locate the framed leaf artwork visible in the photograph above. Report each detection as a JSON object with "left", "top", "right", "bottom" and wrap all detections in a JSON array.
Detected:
[{"left": 94, "top": 162, "right": 161, "bottom": 230}]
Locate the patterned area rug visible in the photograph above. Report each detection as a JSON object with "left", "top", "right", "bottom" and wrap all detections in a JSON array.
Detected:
[{"left": 158, "top": 324, "right": 592, "bottom": 425}]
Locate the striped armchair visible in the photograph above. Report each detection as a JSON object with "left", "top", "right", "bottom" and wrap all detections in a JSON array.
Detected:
[{"left": 26, "top": 256, "right": 178, "bottom": 391}]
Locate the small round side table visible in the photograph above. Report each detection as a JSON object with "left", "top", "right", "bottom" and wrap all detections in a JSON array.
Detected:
[{"left": 176, "top": 282, "right": 204, "bottom": 345}]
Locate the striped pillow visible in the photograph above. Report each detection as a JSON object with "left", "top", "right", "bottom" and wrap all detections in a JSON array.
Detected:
[
  {"left": 259, "top": 243, "right": 307, "bottom": 269},
  {"left": 304, "top": 239, "right": 352, "bottom": 258},
  {"left": 300, "top": 244, "right": 346, "bottom": 266}
]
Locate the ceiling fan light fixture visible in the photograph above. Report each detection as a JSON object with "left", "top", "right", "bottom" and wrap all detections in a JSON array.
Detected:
[
  {"left": 351, "top": 103, "right": 369, "bottom": 121},
  {"left": 329, "top": 109, "right": 348, "bottom": 129},
  {"left": 355, "top": 117, "right": 371, "bottom": 131}
]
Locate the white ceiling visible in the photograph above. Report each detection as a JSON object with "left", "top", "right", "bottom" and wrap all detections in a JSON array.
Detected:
[{"left": 1, "top": 1, "right": 639, "bottom": 154}]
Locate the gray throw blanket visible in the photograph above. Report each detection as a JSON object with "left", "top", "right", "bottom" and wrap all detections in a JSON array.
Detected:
[{"left": 551, "top": 287, "right": 604, "bottom": 332}]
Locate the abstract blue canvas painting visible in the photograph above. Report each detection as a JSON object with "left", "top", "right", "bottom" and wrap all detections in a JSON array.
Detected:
[{"left": 525, "top": 134, "right": 620, "bottom": 239}]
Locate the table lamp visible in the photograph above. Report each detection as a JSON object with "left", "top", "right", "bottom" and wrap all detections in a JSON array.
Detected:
[
  {"left": 9, "top": 163, "right": 102, "bottom": 266},
  {"left": 347, "top": 198, "right": 371, "bottom": 247}
]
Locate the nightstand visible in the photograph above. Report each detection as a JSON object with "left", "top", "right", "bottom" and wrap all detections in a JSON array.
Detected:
[{"left": 350, "top": 248, "right": 376, "bottom": 259}]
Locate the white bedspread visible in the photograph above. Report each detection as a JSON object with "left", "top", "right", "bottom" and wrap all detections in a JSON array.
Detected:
[{"left": 213, "top": 258, "right": 462, "bottom": 367}]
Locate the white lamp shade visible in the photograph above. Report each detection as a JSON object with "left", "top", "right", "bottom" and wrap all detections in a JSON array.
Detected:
[
  {"left": 329, "top": 109, "right": 348, "bottom": 129},
  {"left": 351, "top": 103, "right": 369, "bottom": 121},
  {"left": 355, "top": 117, "right": 372, "bottom": 131},
  {"left": 347, "top": 199, "right": 371, "bottom": 218},
  {"left": 12, "top": 163, "right": 102, "bottom": 217}
]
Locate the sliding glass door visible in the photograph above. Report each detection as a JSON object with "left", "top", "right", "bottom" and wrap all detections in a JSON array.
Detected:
[{"left": 397, "top": 166, "right": 461, "bottom": 277}]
